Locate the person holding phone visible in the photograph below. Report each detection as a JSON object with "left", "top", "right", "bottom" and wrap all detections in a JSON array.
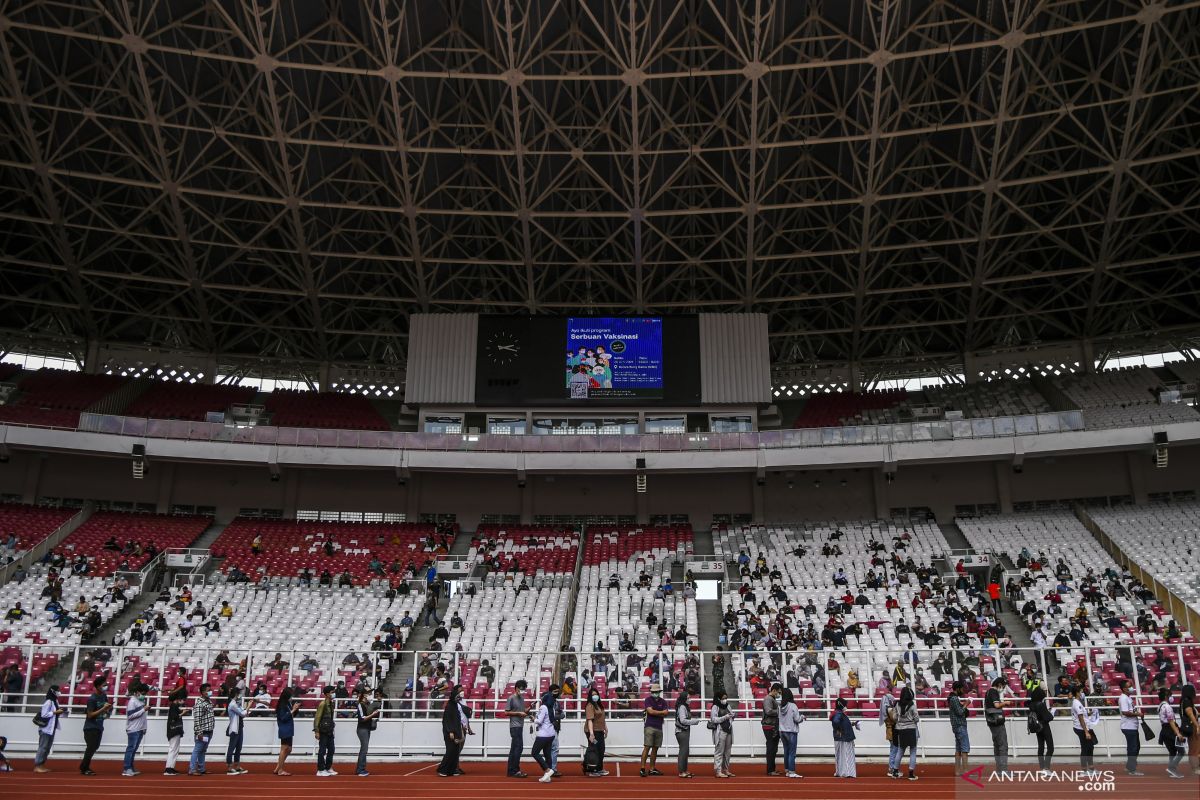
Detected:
[
  {"left": 164, "top": 688, "right": 188, "bottom": 775},
  {"left": 674, "top": 689, "right": 701, "bottom": 778},
  {"left": 1070, "top": 684, "right": 1095, "bottom": 769},
  {"left": 710, "top": 690, "right": 735, "bottom": 778},
  {"left": 1118, "top": 680, "right": 1144, "bottom": 775},
  {"left": 354, "top": 684, "right": 381, "bottom": 776},
  {"left": 273, "top": 687, "right": 302, "bottom": 776},
  {"left": 80, "top": 676, "right": 112, "bottom": 775},
  {"left": 313, "top": 685, "right": 337, "bottom": 776},
  {"left": 188, "top": 683, "right": 215, "bottom": 776},
  {"left": 1159, "top": 687, "right": 1186, "bottom": 778},
  {"left": 437, "top": 685, "right": 466, "bottom": 778}
]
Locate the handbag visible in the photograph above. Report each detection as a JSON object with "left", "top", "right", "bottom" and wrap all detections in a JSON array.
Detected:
[
  {"left": 1140, "top": 720, "right": 1154, "bottom": 741},
  {"left": 32, "top": 711, "right": 48, "bottom": 728},
  {"left": 1027, "top": 714, "right": 1043, "bottom": 734}
]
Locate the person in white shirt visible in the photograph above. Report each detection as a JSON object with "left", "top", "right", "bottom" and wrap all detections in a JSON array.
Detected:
[
  {"left": 1070, "top": 684, "right": 1095, "bottom": 769},
  {"left": 1118, "top": 681, "right": 1144, "bottom": 776},
  {"left": 225, "top": 687, "right": 248, "bottom": 774},
  {"left": 1158, "top": 688, "right": 1186, "bottom": 779},
  {"left": 122, "top": 683, "right": 148, "bottom": 776},
  {"left": 33, "top": 685, "right": 66, "bottom": 772}
]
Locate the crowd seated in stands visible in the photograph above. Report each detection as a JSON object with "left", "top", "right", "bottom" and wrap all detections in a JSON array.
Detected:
[{"left": 52, "top": 512, "right": 211, "bottom": 577}]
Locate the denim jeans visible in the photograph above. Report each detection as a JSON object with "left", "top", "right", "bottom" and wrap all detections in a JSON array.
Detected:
[
  {"left": 123, "top": 730, "right": 145, "bottom": 771},
  {"left": 356, "top": 728, "right": 371, "bottom": 774},
  {"left": 888, "top": 742, "right": 900, "bottom": 771},
  {"left": 1122, "top": 728, "right": 1140, "bottom": 773},
  {"left": 317, "top": 733, "right": 335, "bottom": 771},
  {"left": 781, "top": 731, "right": 798, "bottom": 772},
  {"left": 225, "top": 729, "right": 243, "bottom": 765},
  {"left": 189, "top": 734, "right": 210, "bottom": 773},
  {"left": 550, "top": 733, "right": 559, "bottom": 769},
  {"left": 34, "top": 732, "right": 54, "bottom": 766},
  {"left": 531, "top": 736, "right": 554, "bottom": 771},
  {"left": 507, "top": 726, "right": 523, "bottom": 775}
]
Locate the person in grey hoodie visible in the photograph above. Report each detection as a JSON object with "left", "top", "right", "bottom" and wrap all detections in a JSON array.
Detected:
[
  {"left": 891, "top": 687, "right": 920, "bottom": 780},
  {"left": 711, "top": 690, "right": 735, "bottom": 778},
  {"left": 674, "top": 689, "right": 701, "bottom": 777},
  {"left": 762, "top": 683, "right": 782, "bottom": 775},
  {"left": 122, "top": 682, "right": 148, "bottom": 777}
]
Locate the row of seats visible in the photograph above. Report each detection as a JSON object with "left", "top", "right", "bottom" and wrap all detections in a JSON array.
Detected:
[
  {"left": 212, "top": 519, "right": 437, "bottom": 585},
  {"left": 470, "top": 525, "right": 579, "bottom": 574},
  {"left": 0, "top": 503, "right": 77, "bottom": 552},
  {"left": 57, "top": 512, "right": 212, "bottom": 576},
  {"left": 1053, "top": 366, "right": 1198, "bottom": 429},
  {"left": 265, "top": 389, "right": 391, "bottom": 430},
  {"left": 791, "top": 389, "right": 909, "bottom": 428},
  {"left": 924, "top": 379, "right": 1051, "bottom": 418},
  {"left": 0, "top": 369, "right": 128, "bottom": 428},
  {"left": 124, "top": 381, "right": 257, "bottom": 422}
]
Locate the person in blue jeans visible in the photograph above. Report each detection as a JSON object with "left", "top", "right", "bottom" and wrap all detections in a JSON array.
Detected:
[
  {"left": 189, "top": 683, "right": 215, "bottom": 775},
  {"left": 122, "top": 683, "right": 148, "bottom": 776},
  {"left": 224, "top": 687, "right": 247, "bottom": 774},
  {"left": 505, "top": 680, "right": 531, "bottom": 777},
  {"left": 1118, "top": 681, "right": 1144, "bottom": 775},
  {"left": 779, "top": 688, "right": 805, "bottom": 778}
]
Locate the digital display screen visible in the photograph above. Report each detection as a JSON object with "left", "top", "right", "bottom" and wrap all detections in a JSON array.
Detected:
[{"left": 565, "top": 317, "right": 663, "bottom": 399}]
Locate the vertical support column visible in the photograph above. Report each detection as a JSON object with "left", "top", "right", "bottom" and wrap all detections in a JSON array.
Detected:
[
  {"left": 635, "top": 478, "right": 649, "bottom": 525},
  {"left": 83, "top": 339, "right": 101, "bottom": 374},
  {"left": 21, "top": 454, "right": 43, "bottom": 504},
  {"left": 994, "top": 461, "right": 1014, "bottom": 514},
  {"left": 317, "top": 362, "right": 331, "bottom": 392},
  {"left": 752, "top": 474, "right": 765, "bottom": 524},
  {"left": 871, "top": 469, "right": 888, "bottom": 520},
  {"left": 520, "top": 479, "right": 533, "bottom": 525},
  {"left": 963, "top": 351, "right": 980, "bottom": 384},
  {"left": 282, "top": 468, "right": 300, "bottom": 519},
  {"left": 1080, "top": 339, "right": 1096, "bottom": 373},
  {"left": 1125, "top": 452, "right": 1148, "bottom": 505},
  {"left": 848, "top": 361, "right": 862, "bottom": 392},
  {"left": 405, "top": 472, "right": 420, "bottom": 521},
  {"left": 201, "top": 356, "right": 218, "bottom": 385},
  {"left": 156, "top": 461, "right": 176, "bottom": 514}
]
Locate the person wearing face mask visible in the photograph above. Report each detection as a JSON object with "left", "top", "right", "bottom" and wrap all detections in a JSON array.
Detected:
[
  {"left": 640, "top": 683, "right": 671, "bottom": 777},
  {"left": 831, "top": 696, "right": 859, "bottom": 778},
  {"left": 531, "top": 684, "right": 560, "bottom": 783},
  {"left": 189, "top": 683, "right": 215, "bottom": 776},
  {"left": 505, "top": 679, "right": 532, "bottom": 778},
  {"left": 1118, "top": 680, "right": 1145, "bottom": 776},
  {"left": 542, "top": 684, "right": 564, "bottom": 776},
  {"left": 674, "top": 689, "right": 700, "bottom": 778},
  {"left": 984, "top": 677, "right": 1010, "bottom": 773},
  {"left": 762, "top": 682, "right": 782, "bottom": 775},
  {"left": 710, "top": 690, "right": 735, "bottom": 778},
  {"left": 437, "top": 685, "right": 466, "bottom": 778},
  {"left": 583, "top": 687, "right": 608, "bottom": 776},
  {"left": 779, "top": 687, "right": 806, "bottom": 779},
  {"left": 122, "top": 682, "right": 149, "bottom": 777}
]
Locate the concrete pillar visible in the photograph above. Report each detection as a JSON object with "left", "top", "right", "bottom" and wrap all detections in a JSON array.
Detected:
[
  {"left": 317, "top": 363, "right": 331, "bottom": 392},
  {"left": 155, "top": 461, "right": 176, "bottom": 514},
  {"left": 994, "top": 461, "right": 1013, "bottom": 514},
  {"left": 83, "top": 339, "right": 101, "bottom": 374},
  {"left": 872, "top": 469, "right": 888, "bottom": 520},
  {"left": 1081, "top": 339, "right": 1096, "bottom": 373},
  {"left": 282, "top": 469, "right": 300, "bottom": 519},
  {"left": 520, "top": 480, "right": 533, "bottom": 525},
  {"left": 635, "top": 478, "right": 649, "bottom": 525},
  {"left": 21, "top": 454, "right": 44, "bottom": 504},
  {"left": 405, "top": 473, "right": 420, "bottom": 521},
  {"left": 1126, "top": 451, "right": 1148, "bottom": 505},
  {"left": 963, "top": 352, "right": 980, "bottom": 383},
  {"left": 752, "top": 474, "right": 765, "bottom": 524}
]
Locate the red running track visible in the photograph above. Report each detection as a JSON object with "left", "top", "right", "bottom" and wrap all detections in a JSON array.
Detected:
[{"left": 0, "top": 759, "right": 1195, "bottom": 799}]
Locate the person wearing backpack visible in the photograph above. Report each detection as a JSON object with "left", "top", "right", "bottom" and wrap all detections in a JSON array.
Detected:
[
  {"left": 80, "top": 676, "right": 112, "bottom": 775},
  {"left": 674, "top": 689, "right": 700, "bottom": 778},
  {"left": 122, "top": 682, "right": 149, "bottom": 776},
  {"left": 313, "top": 685, "right": 337, "bottom": 776},
  {"left": 1026, "top": 684, "right": 1056, "bottom": 773},
  {"left": 984, "top": 677, "right": 1009, "bottom": 773},
  {"left": 163, "top": 688, "right": 187, "bottom": 775},
  {"left": 32, "top": 685, "right": 65, "bottom": 773},
  {"left": 891, "top": 687, "right": 920, "bottom": 780},
  {"left": 583, "top": 687, "right": 608, "bottom": 776},
  {"left": 354, "top": 684, "right": 381, "bottom": 777},
  {"left": 710, "top": 689, "right": 735, "bottom": 778},
  {"left": 947, "top": 681, "right": 969, "bottom": 776},
  {"left": 1158, "top": 687, "right": 1186, "bottom": 779}
]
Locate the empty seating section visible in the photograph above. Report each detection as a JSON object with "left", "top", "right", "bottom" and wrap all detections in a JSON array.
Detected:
[
  {"left": 470, "top": 524, "right": 579, "bottom": 575},
  {"left": 713, "top": 521, "right": 961, "bottom": 714},
  {"left": 1053, "top": 366, "right": 1198, "bottom": 429},
  {"left": 924, "top": 380, "right": 1051, "bottom": 418},
  {"left": 0, "top": 503, "right": 76, "bottom": 554},
  {"left": 1167, "top": 360, "right": 1200, "bottom": 386},
  {"left": 570, "top": 525, "right": 697, "bottom": 701},
  {"left": 101, "top": 583, "right": 418, "bottom": 707},
  {"left": 124, "top": 381, "right": 257, "bottom": 422},
  {"left": 211, "top": 519, "right": 436, "bottom": 585},
  {"left": 0, "top": 369, "right": 127, "bottom": 428},
  {"left": 265, "top": 389, "right": 390, "bottom": 430},
  {"left": 791, "top": 389, "right": 908, "bottom": 428},
  {"left": 1087, "top": 502, "right": 1200, "bottom": 617},
  {"left": 0, "top": 363, "right": 22, "bottom": 382},
  {"left": 58, "top": 512, "right": 211, "bottom": 576}
]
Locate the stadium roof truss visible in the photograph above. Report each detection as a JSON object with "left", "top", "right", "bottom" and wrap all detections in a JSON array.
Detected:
[{"left": 0, "top": 0, "right": 1198, "bottom": 378}]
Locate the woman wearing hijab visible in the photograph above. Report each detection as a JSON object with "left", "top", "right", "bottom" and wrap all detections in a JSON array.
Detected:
[
  {"left": 674, "top": 689, "right": 700, "bottom": 778},
  {"left": 779, "top": 687, "right": 805, "bottom": 778},
  {"left": 831, "top": 696, "right": 859, "bottom": 778},
  {"left": 710, "top": 689, "right": 735, "bottom": 778},
  {"left": 891, "top": 687, "right": 920, "bottom": 780},
  {"left": 1158, "top": 687, "right": 1186, "bottom": 778},
  {"left": 437, "top": 685, "right": 465, "bottom": 778},
  {"left": 583, "top": 685, "right": 608, "bottom": 776},
  {"left": 354, "top": 685, "right": 381, "bottom": 777},
  {"left": 531, "top": 684, "right": 559, "bottom": 783},
  {"left": 33, "top": 685, "right": 66, "bottom": 772}
]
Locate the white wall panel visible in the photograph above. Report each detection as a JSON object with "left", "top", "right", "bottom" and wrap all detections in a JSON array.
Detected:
[
  {"left": 405, "top": 313, "right": 478, "bottom": 403},
  {"left": 698, "top": 313, "right": 770, "bottom": 403}
]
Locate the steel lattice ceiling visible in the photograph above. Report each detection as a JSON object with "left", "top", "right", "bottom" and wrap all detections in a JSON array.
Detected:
[{"left": 0, "top": 0, "right": 1198, "bottom": 375}]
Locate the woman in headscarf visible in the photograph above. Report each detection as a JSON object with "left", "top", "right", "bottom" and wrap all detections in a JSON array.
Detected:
[
  {"left": 531, "top": 684, "right": 560, "bottom": 783},
  {"left": 436, "top": 685, "right": 465, "bottom": 778},
  {"left": 831, "top": 696, "right": 859, "bottom": 778},
  {"left": 779, "top": 687, "right": 805, "bottom": 778},
  {"left": 891, "top": 686, "right": 920, "bottom": 780},
  {"left": 33, "top": 685, "right": 65, "bottom": 772},
  {"left": 674, "top": 688, "right": 701, "bottom": 778},
  {"left": 710, "top": 689, "right": 735, "bottom": 778}
]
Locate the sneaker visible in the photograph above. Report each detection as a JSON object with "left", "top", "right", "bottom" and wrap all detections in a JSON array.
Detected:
[
  {"left": 327, "top": 769, "right": 339, "bottom": 776},
  {"left": 552, "top": 770, "right": 562, "bottom": 777},
  {"left": 908, "top": 771, "right": 919, "bottom": 781},
  {"left": 227, "top": 769, "right": 240, "bottom": 775},
  {"left": 357, "top": 771, "right": 370, "bottom": 777},
  {"left": 640, "top": 768, "right": 647, "bottom": 777},
  {"left": 508, "top": 771, "right": 528, "bottom": 778},
  {"left": 1166, "top": 769, "right": 1184, "bottom": 779},
  {"left": 164, "top": 768, "right": 178, "bottom": 775},
  {"left": 887, "top": 769, "right": 899, "bottom": 779},
  {"left": 539, "top": 770, "right": 553, "bottom": 783},
  {"left": 598, "top": 770, "right": 610, "bottom": 776},
  {"left": 1128, "top": 771, "right": 1145, "bottom": 776},
  {"left": 81, "top": 770, "right": 97, "bottom": 776},
  {"left": 122, "top": 770, "right": 137, "bottom": 777},
  {"left": 237, "top": 768, "right": 249, "bottom": 775},
  {"left": 786, "top": 772, "right": 803, "bottom": 779},
  {"left": 316, "top": 770, "right": 330, "bottom": 777},
  {"left": 648, "top": 769, "right": 662, "bottom": 776}
]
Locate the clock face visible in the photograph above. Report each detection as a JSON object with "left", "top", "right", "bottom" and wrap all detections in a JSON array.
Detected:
[{"left": 487, "top": 331, "right": 521, "bottom": 365}]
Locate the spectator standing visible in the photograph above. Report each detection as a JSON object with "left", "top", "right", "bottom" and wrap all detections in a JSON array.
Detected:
[
  {"left": 313, "top": 685, "right": 337, "bottom": 776},
  {"left": 505, "top": 679, "right": 530, "bottom": 778},
  {"left": 987, "top": 580, "right": 1002, "bottom": 614},
  {"left": 188, "top": 683, "right": 215, "bottom": 776},
  {"left": 122, "top": 682, "right": 148, "bottom": 777},
  {"left": 583, "top": 686, "right": 608, "bottom": 776},
  {"left": 948, "top": 680, "right": 970, "bottom": 775},
  {"left": 891, "top": 687, "right": 920, "bottom": 780},
  {"left": 32, "top": 685, "right": 65, "bottom": 772},
  {"left": 779, "top": 687, "right": 805, "bottom": 779},
  {"left": 1158, "top": 688, "right": 1186, "bottom": 778},
  {"left": 831, "top": 696, "right": 858, "bottom": 778},
  {"left": 437, "top": 685, "right": 466, "bottom": 778},
  {"left": 164, "top": 689, "right": 187, "bottom": 775},
  {"left": 355, "top": 685, "right": 381, "bottom": 777},
  {"left": 531, "top": 685, "right": 559, "bottom": 783},
  {"left": 640, "top": 683, "right": 671, "bottom": 776},
  {"left": 761, "top": 682, "right": 782, "bottom": 776},
  {"left": 984, "top": 677, "right": 1009, "bottom": 773},
  {"left": 224, "top": 686, "right": 247, "bottom": 774},
  {"left": 1118, "top": 680, "right": 1144, "bottom": 775},
  {"left": 1026, "top": 685, "right": 1056, "bottom": 773},
  {"left": 273, "top": 687, "right": 302, "bottom": 776},
  {"left": 710, "top": 689, "right": 735, "bottom": 778},
  {"left": 80, "top": 676, "right": 112, "bottom": 775},
  {"left": 1070, "top": 684, "right": 1095, "bottom": 769},
  {"left": 674, "top": 689, "right": 700, "bottom": 778},
  {"left": 1179, "top": 684, "right": 1198, "bottom": 774},
  {"left": 881, "top": 686, "right": 901, "bottom": 777}
]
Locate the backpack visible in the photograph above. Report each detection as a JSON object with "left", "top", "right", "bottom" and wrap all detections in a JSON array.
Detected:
[{"left": 582, "top": 740, "right": 603, "bottom": 773}]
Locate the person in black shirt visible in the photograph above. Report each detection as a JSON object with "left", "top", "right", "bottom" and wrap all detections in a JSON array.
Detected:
[
  {"left": 164, "top": 689, "right": 187, "bottom": 775},
  {"left": 80, "top": 677, "right": 111, "bottom": 775}
]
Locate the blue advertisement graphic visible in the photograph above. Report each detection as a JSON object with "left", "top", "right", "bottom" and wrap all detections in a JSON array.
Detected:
[{"left": 565, "top": 317, "right": 664, "bottom": 399}]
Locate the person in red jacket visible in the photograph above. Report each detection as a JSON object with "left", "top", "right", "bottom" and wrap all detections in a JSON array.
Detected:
[{"left": 987, "top": 581, "right": 1002, "bottom": 614}]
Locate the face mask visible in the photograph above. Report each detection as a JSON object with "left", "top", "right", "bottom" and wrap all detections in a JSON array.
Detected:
[{"left": 590, "top": 694, "right": 599, "bottom": 702}]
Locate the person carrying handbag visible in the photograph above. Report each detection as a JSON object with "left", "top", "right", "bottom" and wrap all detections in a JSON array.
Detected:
[
  {"left": 710, "top": 690, "right": 735, "bottom": 778},
  {"left": 1158, "top": 687, "right": 1187, "bottom": 779},
  {"left": 313, "top": 685, "right": 337, "bottom": 777},
  {"left": 674, "top": 689, "right": 700, "bottom": 778},
  {"left": 33, "top": 685, "right": 66, "bottom": 773},
  {"left": 1118, "top": 680, "right": 1144, "bottom": 775},
  {"left": 354, "top": 685, "right": 381, "bottom": 776}
]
